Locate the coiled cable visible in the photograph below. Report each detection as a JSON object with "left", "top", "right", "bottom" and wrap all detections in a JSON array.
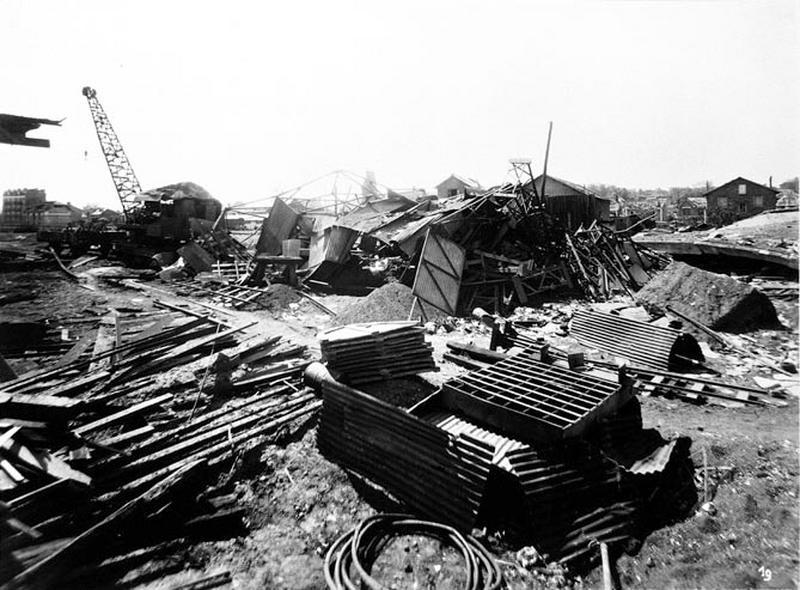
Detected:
[{"left": 324, "top": 514, "right": 504, "bottom": 590}]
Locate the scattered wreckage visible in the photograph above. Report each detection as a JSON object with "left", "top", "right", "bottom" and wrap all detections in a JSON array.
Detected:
[{"left": 1, "top": 148, "right": 798, "bottom": 587}]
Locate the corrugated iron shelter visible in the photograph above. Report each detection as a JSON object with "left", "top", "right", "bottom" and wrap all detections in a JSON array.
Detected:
[{"left": 570, "top": 309, "right": 704, "bottom": 371}]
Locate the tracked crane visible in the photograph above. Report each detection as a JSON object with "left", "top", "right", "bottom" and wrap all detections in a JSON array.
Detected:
[{"left": 82, "top": 86, "right": 142, "bottom": 217}]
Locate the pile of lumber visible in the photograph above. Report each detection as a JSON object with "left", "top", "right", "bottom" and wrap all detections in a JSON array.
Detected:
[
  {"left": 0, "top": 303, "right": 318, "bottom": 588},
  {"left": 319, "top": 321, "right": 435, "bottom": 384},
  {"left": 564, "top": 222, "right": 670, "bottom": 300}
]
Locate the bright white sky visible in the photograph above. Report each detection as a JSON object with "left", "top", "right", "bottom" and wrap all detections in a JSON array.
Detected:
[{"left": 1, "top": 0, "right": 798, "bottom": 209}]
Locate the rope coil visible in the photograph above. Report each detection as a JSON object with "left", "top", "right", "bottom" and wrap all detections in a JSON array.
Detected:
[{"left": 324, "top": 514, "right": 504, "bottom": 590}]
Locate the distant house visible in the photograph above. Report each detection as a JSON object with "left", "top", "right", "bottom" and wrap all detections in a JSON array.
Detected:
[
  {"left": 87, "top": 208, "right": 124, "bottom": 224},
  {"left": 436, "top": 174, "right": 482, "bottom": 200},
  {"left": 529, "top": 175, "right": 611, "bottom": 230},
  {"left": 672, "top": 196, "right": 707, "bottom": 224},
  {"left": 0, "top": 188, "right": 46, "bottom": 230},
  {"left": 776, "top": 190, "right": 798, "bottom": 210},
  {"left": 31, "top": 202, "right": 85, "bottom": 230},
  {"left": 704, "top": 177, "right": 779, "bottom": 223}
]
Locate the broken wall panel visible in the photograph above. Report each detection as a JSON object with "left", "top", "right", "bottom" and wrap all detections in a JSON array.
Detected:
[
  {"left": 411, "top": 229, "right": 466, "bottom": 317},
  {"left": 255, "top": 198, "right": 300, "bottom": 255}
]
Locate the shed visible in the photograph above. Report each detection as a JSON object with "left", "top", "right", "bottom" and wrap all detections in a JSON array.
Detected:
[{"left": 528, "top": 175, "right": 611, "bottom": 230}]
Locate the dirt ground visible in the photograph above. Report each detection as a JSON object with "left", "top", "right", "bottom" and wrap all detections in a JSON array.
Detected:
[{"left": 1, "top": 236, "right": 799, "bottom": 589}]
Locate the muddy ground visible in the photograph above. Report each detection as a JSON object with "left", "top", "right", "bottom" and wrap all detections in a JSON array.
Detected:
[{"left": 1, "top": 236, "right": 798, "bottom": 589}]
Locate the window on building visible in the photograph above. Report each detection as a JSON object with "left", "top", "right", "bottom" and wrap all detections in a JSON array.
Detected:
[
  {"left": 717, "top": 197, "right": 728, "bottom": 208},
  {"left": 738, "top": 183, "right": 747, "bottom": 195},
  {"left": 448, "top": 188, "right": 459, "bottom": 197},
  {"left": 738, "top": 202, "right": 747, "bottom": 213},
  {"left": 754, "top": 195, "right": 764, "bottom": 207}
]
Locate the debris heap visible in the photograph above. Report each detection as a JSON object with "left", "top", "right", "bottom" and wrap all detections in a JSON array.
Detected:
[{"left": 0, "top": 304, "right": 317, "bottom": 588}]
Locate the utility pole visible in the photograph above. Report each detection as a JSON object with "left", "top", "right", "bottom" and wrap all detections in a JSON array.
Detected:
[{"left": 540, "top": 121, "right": 553, "bottom": 204}]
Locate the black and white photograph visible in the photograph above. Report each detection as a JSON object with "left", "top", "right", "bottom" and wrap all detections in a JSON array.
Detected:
[{"left": 1, "top": 1, "right": 798, "bottom": 588}]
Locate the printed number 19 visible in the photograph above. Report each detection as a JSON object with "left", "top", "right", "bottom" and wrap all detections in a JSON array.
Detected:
[{"left": 758, "top": 566, "right": 772, "bottom": 582}]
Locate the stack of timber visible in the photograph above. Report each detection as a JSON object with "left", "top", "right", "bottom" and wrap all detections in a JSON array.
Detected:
[
  {"left": 0, "top": 306, "right": 318, "bottom": 588},
  {"left": 564, "top": 222, "right": 671, "bottom": 301},
  {"left": 319, "top": 321, "right": 435, "bottom": 384}
]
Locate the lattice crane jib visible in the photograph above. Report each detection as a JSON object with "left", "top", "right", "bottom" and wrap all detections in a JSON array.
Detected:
[{"left": 82, "top": 86, "right": 142, "bottom": 217}]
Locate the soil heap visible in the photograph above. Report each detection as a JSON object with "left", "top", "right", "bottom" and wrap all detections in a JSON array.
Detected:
[
  {"left": 333, "top": 281, "right": 446, "bottom": 326},
  {"left": 635, "top": 261, "right": 779, "bottom": 332}
]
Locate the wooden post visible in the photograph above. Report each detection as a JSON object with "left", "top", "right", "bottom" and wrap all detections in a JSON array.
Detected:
[
  {"left": 600, "top": 542, "right": 613, "bottom": 590},
  {"left": 113, "top": 310, "right": 122, "bottom": 368},
  {"left": 407, "top": 297, "right": 418, "bottom": 321}
]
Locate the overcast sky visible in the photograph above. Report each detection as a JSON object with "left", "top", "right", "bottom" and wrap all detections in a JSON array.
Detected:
[{"left": 1, "top": 0, "right": 798, "bottom": 209}]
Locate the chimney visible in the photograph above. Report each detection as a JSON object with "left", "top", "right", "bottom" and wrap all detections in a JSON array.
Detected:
[{"left": 769, "top": 176, "right": 772, "bottom": 188}]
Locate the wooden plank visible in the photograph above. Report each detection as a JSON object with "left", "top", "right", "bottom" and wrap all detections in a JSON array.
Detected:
[
  {"left": 53, "top": 331, "right": 96, "bottom": 368},
  {"left": 0, "top": 438, "right": 91, "bottom": 486},
  {"left": 0, "top": 394, "right": 82, "bottom": 422},
  {"left": 73, "top": 393, "right": 173, "bottom": 436},
  {"left": 96, "top": 425, "right": 155, "bottom": 448},
  {"left": 0, "top": 426, "right": 22, "bottom": 448},
  {"left": 0, "top": 457, "right": 25, "bottom": 483},
  {"left": 5, "top": 460, "right": 206, "bottom": 590}
]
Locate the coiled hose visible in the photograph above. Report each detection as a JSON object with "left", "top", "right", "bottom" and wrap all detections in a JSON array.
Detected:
[{"left": 324, "top": 514, "right": 504, "bottom": 590}]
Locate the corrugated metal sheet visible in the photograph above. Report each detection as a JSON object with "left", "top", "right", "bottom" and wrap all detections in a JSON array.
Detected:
[
  {"left": 308, "top": 363, "right": 493, "bottom": 531},
  {"left": 627, "top": 439, "right": 678, "bottom": 475},
  {"left": 440, "top": 347, "right": 632, "bottom": 443},
  {"left": 570, "top": 309, "right": 704, "bottom": 371},
  {"left": 421, "top": 410, "right": 526, "bottom": 465}
]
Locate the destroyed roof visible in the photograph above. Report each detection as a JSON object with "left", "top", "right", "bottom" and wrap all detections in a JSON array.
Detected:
[
  {"left": 0, "top": 113, "right": 61, "bottom": 148},
  {"left": 334, "top": 198, "right": 423, "bottom": 234},
  {"left": 532, "top": 175, "right": 610, "bottom": 200},
  {"left": 133, "top": 182, "right": 216, "bottom": 202},
  {"left": 703, "top": 176, "right": 780, "bottom": 196},
  {"left": 436, "top": 174, "right": 482, "bottom": 189}
]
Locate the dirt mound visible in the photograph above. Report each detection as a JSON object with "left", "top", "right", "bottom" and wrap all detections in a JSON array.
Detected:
[
  {"left": 332, "top": 282, "right": 447, "bottom": 326},
  {"left": 635, "top": 261, "right": 779, "bottom": 333},
  {"left": 252, "top": 283, "right": 302, "bottom": 312}
]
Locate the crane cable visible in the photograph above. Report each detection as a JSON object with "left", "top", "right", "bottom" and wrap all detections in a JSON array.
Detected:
[{"left": 324, "top": 514, "right": 504, "bottom": 590}]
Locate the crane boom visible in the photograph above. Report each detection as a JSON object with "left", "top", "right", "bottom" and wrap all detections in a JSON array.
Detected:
[{"left": 82, "top": 86, "right": 142, "bottom": 217}]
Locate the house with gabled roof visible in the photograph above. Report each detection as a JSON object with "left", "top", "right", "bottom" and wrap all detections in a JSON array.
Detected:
[
  {"left": 704, "top": 177, "right": 779, "bottom": 223},
  {"left": 435, "top": 174, "right": 482, "bottom": 200}
]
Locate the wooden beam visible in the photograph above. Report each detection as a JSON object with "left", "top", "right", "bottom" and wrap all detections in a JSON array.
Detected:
[{"left": 73, "top": 393, "right": 173, "bottom": 436}]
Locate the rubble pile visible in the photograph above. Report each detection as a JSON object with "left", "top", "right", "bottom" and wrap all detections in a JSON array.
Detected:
[
  {"left": 565, "top": 223, "right": 671, "bottom": 300},
  {"left": 0, "top": 305, "right": 318, "bottom": 587}
]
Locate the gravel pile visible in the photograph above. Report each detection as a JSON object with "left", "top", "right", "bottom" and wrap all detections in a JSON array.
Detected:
[{"left": 332, "top": 282, "right": 447, "bottom": 326}]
